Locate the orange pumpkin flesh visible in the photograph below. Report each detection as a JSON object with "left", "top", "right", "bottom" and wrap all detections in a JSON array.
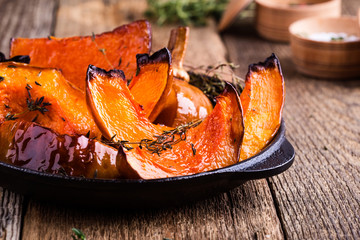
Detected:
[
  {"left": 155, "top": 79, "right": 213, "bottom": 127},
  {"left": 86, "top": 65, "right": 165, "bottom": 142},
  {"left": 0, "top": 62, "right": 100, "bottom": 137},
  {"left": 10, "top": 20, "right": 152, "bottom": 91},
  {"left": 154, "top": 27, "right": 213, "bottom": 127},
  {"left": 117, "top": 83, "right": 244, "bottom": 179},
  {"left": 240, "top": 54, "right": 285, "bottom": 161},
  {"left": 167, "top": 27, "right": 190, "bottom": 82},
  {"left": 128, "top": 48, "right": 173, "bottom": 121},
  {"left": 0, "top": 120, "right": 120, "bottom": 179}
]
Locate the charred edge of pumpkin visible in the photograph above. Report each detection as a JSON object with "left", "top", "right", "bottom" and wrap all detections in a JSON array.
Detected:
[
  {"left": 246, "top": 53, "right": 283, "bottom": 78},
  {"left": 86, "top": 65, "right": 126, "bottom": 82},
  {"left": 136, "top": 48, "right": 171, "bottom": 69},
  {"left": 0, "top": 52, "right": 30, "bottom": 64}
]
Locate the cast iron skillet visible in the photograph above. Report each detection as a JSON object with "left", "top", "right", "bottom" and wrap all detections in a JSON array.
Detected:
[{"left": 0, "top": 121, "right": 294, "bottom": 208}]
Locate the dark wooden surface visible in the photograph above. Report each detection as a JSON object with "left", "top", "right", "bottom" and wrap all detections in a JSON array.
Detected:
[{"left": 0, "top": 0, "right": 359, "bottom": 239}]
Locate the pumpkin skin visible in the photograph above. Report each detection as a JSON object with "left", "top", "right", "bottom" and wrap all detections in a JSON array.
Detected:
[
  {"left": 239, "top": 54, "right": 285, "bottom": 161},
  {"left": 10, "top": 20, "right": 152, "bottom": 91},
  {"left": 0, "top": 62, "right": 100, "bottom": 137},
  {"left": 0, "top": 120, "right": 120, "bottom": 179},
  {"left": 128, "top": 48, "right": 173, "bottom": 122},
  {"left": 117, "top": 83, "right": 244, "bottom": 179}
]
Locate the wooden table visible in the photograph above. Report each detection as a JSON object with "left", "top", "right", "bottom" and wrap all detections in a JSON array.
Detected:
[{"left": 0, "top": 0, "right": 359, "bottom": 239}]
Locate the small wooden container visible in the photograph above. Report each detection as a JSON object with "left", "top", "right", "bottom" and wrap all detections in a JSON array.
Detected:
[
  {"left": 255, "top": 0, "right": 341, "bottom": 42},
  {"left": 289, "top": 16, "right": 360, "bottom": 79}
]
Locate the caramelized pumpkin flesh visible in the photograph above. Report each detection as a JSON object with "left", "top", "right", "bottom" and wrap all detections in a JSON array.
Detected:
[
  {"left": 129, "top": 48, "right": 173, "bottom": 121},
  {"left": 155, "top": 79, "right": 213, "bottom": 127},
  {"left": 117, "top": 83, "right": 244, "bottom": 179},
  {"left": 86, "top": 65, "right": 164, "bottom": 142},
  {"left": 240, "top": 54, "right": 285, "bottom": 160},
  {"left": 0, "top": 62, "right": 100, "bottom": 137},
  {"left": 10, "top": 20, "right": 152, "bottom": 91},
  {"left": 0, "top": 120, "right": 120, "bottom": 179}
]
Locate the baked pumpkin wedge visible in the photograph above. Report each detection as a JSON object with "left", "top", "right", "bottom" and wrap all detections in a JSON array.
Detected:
[
  {"left": 10, "top": 20, "right": 151, "bottom": 91},
  {"left": 155, "top": 27, "right": 213, "bottom": 127},
  {"left": 0, "top": 62, "right": 100, "bottom": 137},
  {"left": 0, "top": 120, "right": 120, "bottom": 179},
  {"left": 86, "top": 65, "right": 166, "bottom": 142},
  {"left": 116, "top": 83, "right": 244, "bottom": 179},
  {"left": 155, "top": 79, "right": 213, "bottom": 127},
  {"left": 128, "top": 48, "right": 173, "bottom": 121},
  {"left": 240, "top": 54, "right": 285, "bottom": 161}
]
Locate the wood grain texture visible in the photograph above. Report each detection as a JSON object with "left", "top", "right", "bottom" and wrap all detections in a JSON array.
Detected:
[
  {"left": 20, "top": 0, "right": 283, "bottom": 239},
  {"left": 223, "top": 0, "right": 360, "bottom": 239},
  {"left": 0, "top": 0, "right": 57, "bottom": 239}
]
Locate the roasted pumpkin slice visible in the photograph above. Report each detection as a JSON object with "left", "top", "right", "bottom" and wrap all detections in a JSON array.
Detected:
[
  {"left": 10, "top": 20, "right": 151, "bottom": 91},
  {"left": 128, "top": 48, "right": 173, "bottom": 121},
  {"left": 154, "top": 27, "right": 213, "bottom": 127},
  {"left": 116, "top": 83, "right": 244, "bottom": 179},
  {"left": 86, "top": 65, "right": 165, "bottom": 142},
  {"left": 240, "top": 54, "right": 285, "bottom": 161},
  {"left": 0, "top": 120, "right": 120, "bottom": 179},
  {"left": 155, "top": 79, "right": 213, "bottom": 127},
  {"left": 0, "top": 62, "right": 100, "bottom": 137},
  {"left": 167, "top": 26, "right": 190, "bottom": 81}
]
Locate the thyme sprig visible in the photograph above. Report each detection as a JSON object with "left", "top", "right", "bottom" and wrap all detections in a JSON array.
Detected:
[
  {"left": 71, "top": 228, "right": 86, "bottom": 240},
  {"left": 103, "top": 120, "right": 202, "bottom": 155},
  {"left": 186, "top": 62, "right": 243, "bottom": 105},
  {"left": 5, "top": 86, "right": 51, "bottom": 121},
  {"left": 91, "top": 33, "right": 114, "bottom": 69},
  {"left": 146, "top": 0, "right": 228, "bottom": 26}
]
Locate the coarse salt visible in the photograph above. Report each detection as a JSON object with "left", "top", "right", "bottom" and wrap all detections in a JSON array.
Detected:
[{"left": 307, "top": 32, "right": 360, "bottom": 42}]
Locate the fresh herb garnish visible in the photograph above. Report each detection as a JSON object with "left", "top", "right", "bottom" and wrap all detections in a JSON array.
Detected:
[
  {"left": 331, "top": 36, "right": 344, "bottom": 41},
  {"left": 103, "top": 120, "right": 202, "bottom": 155},
  {"left": 187, "top": 62, "right": 243, "bottom": 105},
  {"left": 146, "top": 0, "right": 228, "bottom": 26},
  {"left": 91, "top": 32, "right": 114, "bottom": 69},
  {"left": 4, "top": 87, "right": 51, "bottom": 121},
  {"left": 71, "top": 228, "right": 86, "bottom": 240}
]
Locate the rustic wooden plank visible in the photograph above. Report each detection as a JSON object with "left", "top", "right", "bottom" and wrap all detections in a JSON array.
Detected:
[
  {"left": 0, "top": 1, "right": 57, "bottom": 239},
  {"left": 223, "top": 0, "right": 360, "bottom": 239},
  {"left": 21, "top": 0, "right": 283, "bottom": 239}
]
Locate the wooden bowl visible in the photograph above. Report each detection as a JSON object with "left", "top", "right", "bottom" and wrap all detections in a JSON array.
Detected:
[
  {"left": 255, "top": 0, "right": 341, "bottom": 42},
  {"left": 289, "top": 16, "right": 360, "bottom": 79}
]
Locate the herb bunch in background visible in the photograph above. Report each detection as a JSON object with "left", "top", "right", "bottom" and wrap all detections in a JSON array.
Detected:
[{"left": 146, "top": 0, "right": 229, "bottom": 26}]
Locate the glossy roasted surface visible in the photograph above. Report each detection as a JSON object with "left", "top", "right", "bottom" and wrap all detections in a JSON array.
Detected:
[
  {"left": 10, "top": 20, "right": 152, "bottom": 91},
  {"left": 0, "top": 120, "right": 119, "bottom": 179}
]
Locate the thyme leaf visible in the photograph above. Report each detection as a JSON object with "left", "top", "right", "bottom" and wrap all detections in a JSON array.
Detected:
[
  {"left": 187, "top": 62, "right": 243, "bottom": 105},
  {"left": 102, "top": 120, "right": 202, "bottom": 155},
  {"left": 146, "top": 0, "right": 228, "bottom": 26},
  {"left": 91, "top": 32, "right": 114, "bottom": 69},
  {"left": 4, "top": 87, "right": 51, "bottom": 121},
  {"left": 71, "top": 228, "right": 86, "bottom": 240}
]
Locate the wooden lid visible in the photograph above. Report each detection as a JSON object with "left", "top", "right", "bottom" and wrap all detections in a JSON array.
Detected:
[{"left": 218, "top": 0, "right": 253, "bottom": 31}]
